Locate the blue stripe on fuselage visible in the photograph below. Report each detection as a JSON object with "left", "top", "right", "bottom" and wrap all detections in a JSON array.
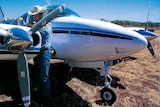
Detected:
[{"left": 52, "top": 27, "right": 135, "bottom": 40}]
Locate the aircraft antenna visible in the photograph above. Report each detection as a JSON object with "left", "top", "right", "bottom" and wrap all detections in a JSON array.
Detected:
[
  {"left": 46, "top": 0, "right": 51, "bottom": 5},
  {"left": 146, "top": 0, "right": 151, "bottom": 30}
]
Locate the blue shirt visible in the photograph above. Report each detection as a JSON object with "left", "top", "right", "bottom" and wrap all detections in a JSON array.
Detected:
[{"left": 26, "top": 13, "right": 53, "bottom": 49}]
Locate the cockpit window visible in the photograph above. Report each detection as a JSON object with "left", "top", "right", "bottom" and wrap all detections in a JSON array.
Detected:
[
  {"left": 47, "top": 5, "right": 81, "bottom": 17},
  {"left": 10, "top": 5, "right": 81, "bottom": 25}
]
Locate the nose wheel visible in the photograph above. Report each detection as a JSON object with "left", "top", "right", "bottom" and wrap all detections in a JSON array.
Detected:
[
  {"left": 100, "top": 87, "right": 116, "bottom": 105},
  {"left": 99, "top": 60, "right": 117, "bottom": 105}
]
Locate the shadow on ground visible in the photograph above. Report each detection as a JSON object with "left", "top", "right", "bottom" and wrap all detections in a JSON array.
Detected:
[{"left": 0, "top": 60, "right": 126, "bottom": 107}]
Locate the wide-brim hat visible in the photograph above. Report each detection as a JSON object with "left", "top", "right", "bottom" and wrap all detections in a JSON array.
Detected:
[{"left": 28, "top": 5, "right": 46, "bottom": 15}]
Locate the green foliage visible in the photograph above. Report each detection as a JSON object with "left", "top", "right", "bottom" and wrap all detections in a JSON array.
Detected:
[{"left": 100, "top": 19, "right": 160, "bottom": 27}]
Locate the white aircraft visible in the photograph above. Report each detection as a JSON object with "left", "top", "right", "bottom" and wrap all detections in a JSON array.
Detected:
[
  {"left": 0, "top": 4, "right": 155, "bottom": 106},
  {"left": 127, "top": 27, "right": 158, "bottom": 41},
  {"left": 127, "top": 27, "right": 158, "bottom": 58}
]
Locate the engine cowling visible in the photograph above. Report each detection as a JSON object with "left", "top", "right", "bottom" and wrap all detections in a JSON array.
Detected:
[
  {"left": 31, "top": 31, "right": 42, "bottom": 47},
  {"left": 5, "top": 28, "right": 33, "bottom": 53}
]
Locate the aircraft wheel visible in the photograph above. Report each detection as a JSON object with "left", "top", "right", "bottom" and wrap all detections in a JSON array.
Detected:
[{"left": 100, "top": 87, "right": 116, "bottom": 105}]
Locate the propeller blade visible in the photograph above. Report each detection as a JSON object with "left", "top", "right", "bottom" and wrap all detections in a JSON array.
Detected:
[
  {"left": 29, "top": 4, "right": 66, "bottom": 34},
  {"left": 17, "top": 51, "right": 30, "bottom": 107},
  {"left": 147, "top": 41, "right": 156, "bottom": 58}
]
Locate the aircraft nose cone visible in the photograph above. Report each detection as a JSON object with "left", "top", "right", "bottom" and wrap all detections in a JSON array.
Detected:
[
  {"left": 133, "top": 33, "right": 148, "bottom": 52},
  {"left": 116, "top": 33, "right": 148, "bottom": 55},
  {"left": 140, "top": 36, "right": 148, "bottom": 47}
]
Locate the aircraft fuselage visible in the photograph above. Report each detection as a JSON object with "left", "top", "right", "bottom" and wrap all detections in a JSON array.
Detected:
[
  {"left": 0, "top": 17, "right": 147, "bottom": 62},
  {"left": 51, "top": 17, "right": 147, "bottom": 61}
]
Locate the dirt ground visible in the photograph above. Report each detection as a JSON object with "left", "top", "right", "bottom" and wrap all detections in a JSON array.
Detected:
[{"left": 0, "top": 30, "right": 159, "bottom": 107}]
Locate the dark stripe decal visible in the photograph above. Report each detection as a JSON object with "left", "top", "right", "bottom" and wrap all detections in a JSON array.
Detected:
[
  {"left": 52, "top": 29, "right": 133, "bottom": 40},
  {"left": 90, "top": 32, "right": 132, "bottom": 40},
  {"left": 0, "top": 51, "right": 39, "bottom": 54}
]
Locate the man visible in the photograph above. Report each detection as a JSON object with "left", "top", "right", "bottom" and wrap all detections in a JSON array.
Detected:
[
  {"left": 27, "top": 5, "right": 54, "bottom": 107},
  {"left": 17, "top": 17, "right": 26, "bottom": 26}
]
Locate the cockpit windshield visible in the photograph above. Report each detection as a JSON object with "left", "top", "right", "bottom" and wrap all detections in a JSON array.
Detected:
[
  {"left": 47, "top": 5, "right": 81, "bottom": 17},
  {"left": 10, "top": 5, "right": 81, "bottom": 25}
]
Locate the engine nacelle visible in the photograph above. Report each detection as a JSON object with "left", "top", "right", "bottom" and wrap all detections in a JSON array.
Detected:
[
  {"left": 5, "top": 30, "right": 41, "bottom": 53},
  {"left": 31, "top": 31, "right": 42, "bottom": 47}
]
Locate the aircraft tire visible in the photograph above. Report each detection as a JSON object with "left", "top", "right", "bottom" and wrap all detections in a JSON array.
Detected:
[{"left": 100, "top": 87, "right": 116, "bottom": 105}]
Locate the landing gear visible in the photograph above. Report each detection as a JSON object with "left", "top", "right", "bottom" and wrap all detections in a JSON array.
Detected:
[
  {"left": 99, "top": 60, "right": 117, "bottom": 105},
  {"left": 100, "top": 87, "right": 116, "bottom": 105}
]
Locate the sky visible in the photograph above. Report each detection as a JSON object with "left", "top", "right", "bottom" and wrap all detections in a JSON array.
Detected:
[{"left": 0, "top": 0, "right": 160, "bottom": 22}]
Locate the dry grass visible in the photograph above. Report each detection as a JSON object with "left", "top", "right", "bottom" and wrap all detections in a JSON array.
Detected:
[
  {"left": 0, "top": 31, "right": 159, "bottom": 107},
  {"left": 67, "top": 30, "right": 160, "bottom": 107}
]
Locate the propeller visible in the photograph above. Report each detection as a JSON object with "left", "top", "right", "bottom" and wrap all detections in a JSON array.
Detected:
[
  {"left": 17, "top": 51, "right": 30, "bottom": 107},
  {"left": 147, "top": 40, "right": 156, "bottom": 58},
  {"left": 1, "top": 4, "right": 66, "bottom": 107},
  {"left": 19, "top": 4, "right": 66, "bottom": 107},
  {"left": 145, "top": 28, "right": 156, "bottom": 58},
  {"left": 29, "top": 4, "right": 66, "bottom": 34},
  {"left": 130, "top": 28, "right": 157, "bottom": 59},
  {"left": 145, "top": 23, "right": 156, "bottom": 58}
]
